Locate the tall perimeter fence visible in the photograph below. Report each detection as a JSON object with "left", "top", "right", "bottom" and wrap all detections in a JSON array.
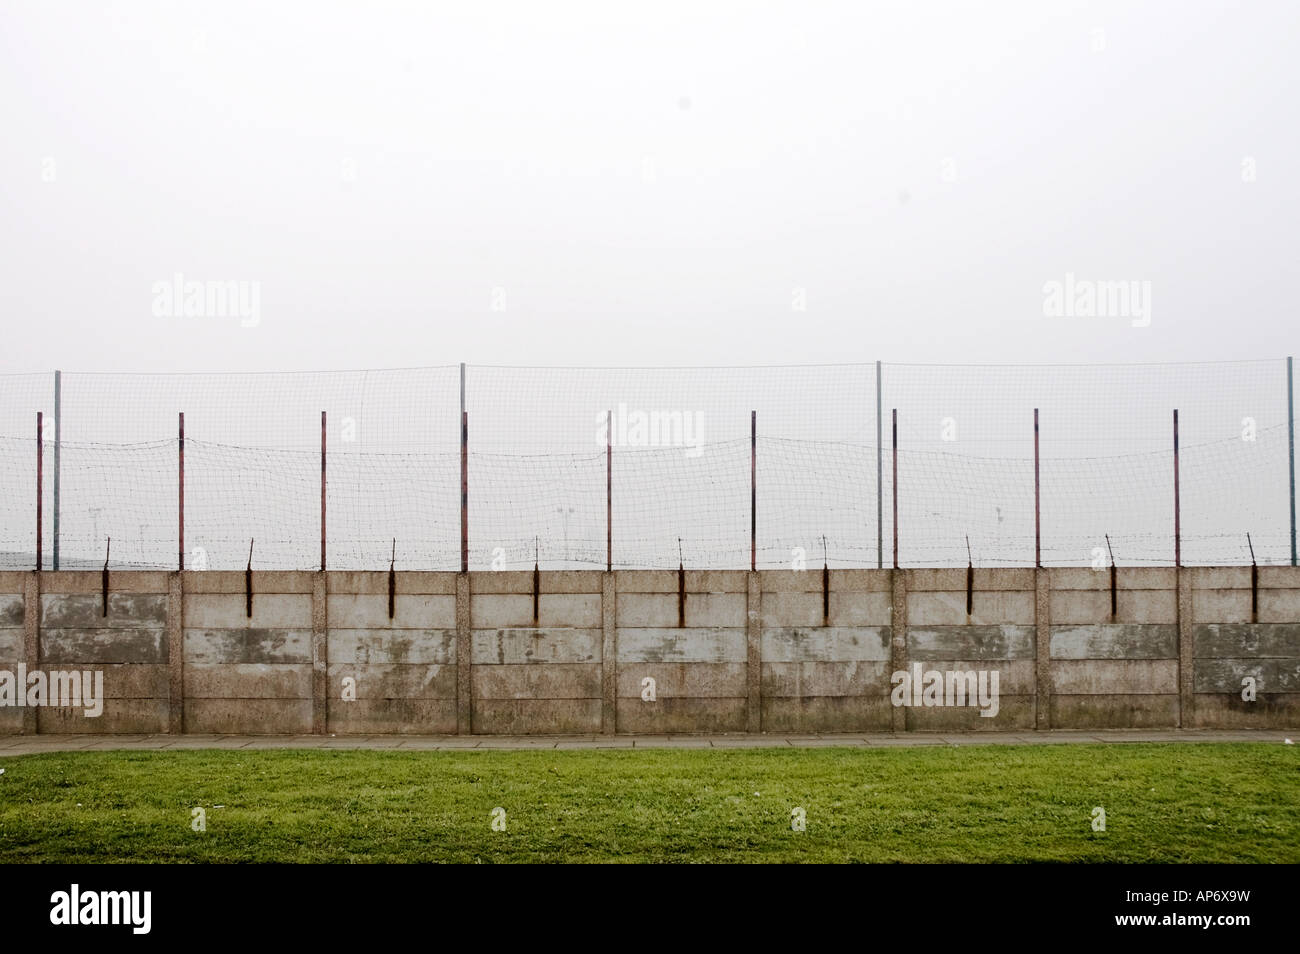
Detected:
[{"left": 0, "top": 359, "right": 1295, "bottom": 572}]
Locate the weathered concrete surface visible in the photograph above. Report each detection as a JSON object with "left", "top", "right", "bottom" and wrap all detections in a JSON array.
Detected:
[
  {"left": 617, "top": 628, "right": 745, "bottom": 664},
  {"left": 908, "top": 625, "right": 1035, "bottom": 660},
  {"left": 3, "top": 567, "right": 1298, "bottom": 735},
  {"left": 1049, "top": 694, "right": 1180, "bottom": 728},
  {"left": 761, "top": 627, "right": 890, "bottom": 662},
  {"left": 1049, "top": 624, "right": 1177, "bottom": 659}
]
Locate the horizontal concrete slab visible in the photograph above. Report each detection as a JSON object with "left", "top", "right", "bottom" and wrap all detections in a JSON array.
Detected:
[
  {"left": 761, "top": 569, "right": 892, "bottom": 593},
  {"left": 617, "top": 570, "right": 748, "bottom": 594},
  {"left": 761, "top": 695, "right": 892, "bottom": 732},
  {"left": 471, "top": 593, "right": 603, "bottom": 628},
  {"left": 907, "top": 568, "right": 1036, "bottom": 592},
  {"left": 1192, "top": 589, "right": 1253, "bottom": 624},
  {"left": 34, "top": 663, "right": 169, "bottom": 699},
  {"left": 1187, "top": 692, "right": 1300, "bottom": 727},
  {"left": 327, "top": 698, "right": 457, "bottom": 734},
  {"left": 617, "top": 592, "right": 745, "bottom": 628},
  {"left": 326, "top": 593, "right": 456, "bottom": 629},
  {"left": 1048, "top": 694, "right": 1179, "bottom": 729},
  {"left": 907, "top": 624, "right": 1036, "bottom": 660},
  {"left": 471, "top": 628, "right": 601, "bottom": 665},
  {"left": 184, "top": 698, "right": 313, "bottom": 734},
  {"left": 1052, "top": 659, "right": 1178, "bottom": 695},
  {"left": 181, "top": 571, "right": 316, "bottom": 594},
  {"left": 326, "top": 663, "right": 456, "bottom": 699},
  {"left": 473, "top": 699, "right": 601, "bottom": 734},
  {"left": 1194, "top": 623, "right": 1300, "bottom": 658},
  {"left": 900, "top": 660, "right": 1037, "bottom": 695},
  {"left": 328, "top": 629, "right": 456, "bottom": 665},
  {"left": 183, "top": 628, "right": 311, "bottom": 664},
  {"left": 41, "top": 593, "right": 166, "bottom": 629},
  {"left": 184, "top": 593, "right": 312, "bottom": 629},
  {"left": 40, "top": 571, "right": 170, "bottom": 594},
  {"left": 326, "top": 571, "right": 456, "bottom": 595},
  {"left": 42, "top": 629, "right": 168, "bottom": 664},
  {"left": 470, "top": 570, "right": 605, "bottom": 595},
  {"left": 472, "top": 663, "right": 601, "bottom": 700},
  {"left": 617, "top": 628, "right": 747, "bottom": 663},
  {"left": 615, "top": 697, "right": 747, "bottom": 733},
  {"left": 762, "top": 627, "right": 891, "bottom": 662},
  {"left": 1050, "top": 567, "right": 1177, "bottom": 591},
  {"left": 1050, "top": 624, "right": 1177, "bottom": 659},
  {"left": 908, "top": 590, "right": 1035, "bottom": 626},
  {"left": 36, "top": 698, "right": 169, "bottom": 734},
  {"left": 1049, "top": 588, "right": 1177, "bottom": 624},
  {"left": 762, "top": 660, "right": 891, "bottom": 697},
  {"left": 184, "top": 663, "right": 312, "bottom": 699},
  {"left": 616, "top": 662, "right": 747, "bottom": 699},
  {"left": 1194, "top": 658, "right": 1300, "bottom": 693},
  {"left": 902, "top": 695, "right": 1034, "bottom": 729}
]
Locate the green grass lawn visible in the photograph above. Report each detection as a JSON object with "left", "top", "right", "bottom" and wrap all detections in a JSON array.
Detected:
[{"left": 0, "top": 743, "right": 1295, "bottom": 862}]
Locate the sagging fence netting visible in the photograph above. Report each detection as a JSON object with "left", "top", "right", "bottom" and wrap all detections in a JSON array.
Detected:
[{"left": 0, "top": 360, "right": 1294, "bottom": 570}]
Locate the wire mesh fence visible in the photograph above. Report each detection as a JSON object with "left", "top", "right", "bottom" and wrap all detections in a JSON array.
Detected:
[{"left": 0, "top": 360, "right": 1294, "bottom": 570}]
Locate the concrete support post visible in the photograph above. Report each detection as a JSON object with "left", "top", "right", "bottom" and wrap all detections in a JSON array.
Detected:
[
  {"left": 168, "top": 571, "right": 184, "bottom": 733},
  {"left": 890, "top": 568, "right": 907, "bottom": 732},
  {"left": 601, "top": 572, "right": 617, "bottom": 734},
  {"left": 1177, "top": 567, "right": 1194, "bottom": 728},
  {"left": 746, "top": 571, "right": 761, "bottom": 733},
  {"left": 22, "top": 571, "right": 39, "bottom": 734},
  {"left": 456, "top": 572, "right": 472, "bottom": 734},
  {"left": 1034, "top": 566, "right": 1051, "bottom": 730},
  {"left": 311, "top": 573, "right": 328, "bottom": 734}
]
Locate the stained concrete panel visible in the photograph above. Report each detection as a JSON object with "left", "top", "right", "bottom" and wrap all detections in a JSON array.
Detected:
[
  {"left": 326, "top": 663, "right": 456, "bottom": 699},
  {"left": 184, "top": 663, "right": 312, "bottom": 699},
  {"left": 473, "top": 699, "right": 601, "bottom": 734},
  {"left": 326, "top": 594, "right": 456, "bottom": 629},
  {"left": 184, "top": 593, "right": 312, "bottom": 629},
  {"left": 615, "top": 697, "right": 746, "bottom": 733},
  {"left": 1193, "top": 658, "right": 1300, "bottom": 693},
  {"left": 761, "top": 627, "right": 891, "bottom": 662},
  {"left": 328, "top": 629, "right": 456, "bottom": 665},
  {"left": 907, "top": 590, "right": 1035, "bottom": 626},
  {"left": 471, "top": 628, "right": 602, "bottom": 664},
  {"left": 184, "top": 698, "right": 313, "bottom": 734},
  {"left": 328, "top": 699, "right": 457, "bottom": 734},
  {"left": 1049, "top": 624, "right": 1177, "bottom": 659},
  {"left": 1193, "top": 624, "right": 1300, "bottom": 658},
  {"left": 42, "top": 629, "right": 168, "bottom": 664},
  {"left": 472, "top": 663, "right": 601, "bottom": 699},
  {"left": 907, "top": 624, "right": 1035, "bottom": 660},
  {"left": 1052, "top": 659, "right": 1178, "bottom": 694},
  {"left": 184, "top": 628, "right": 312, "bottom": 664},
  {"left": 1048, "top": 694, "right": 1179, "bottom": 728},
  {"left": 617, "top": 628, "right": 747, "bottom": 663},
  {"left": 761, "top": 660, "right": 891, "bottom": 697},
  {"left": 761, "top": 695, "right": 892, "bottom": 732},
  {"left": 616, "top": 662, "right": 747, "bottom": 698}
]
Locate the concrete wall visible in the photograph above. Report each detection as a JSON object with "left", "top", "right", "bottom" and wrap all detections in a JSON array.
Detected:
[{"left": 1, "top": 568, "right": 1296, "bottom": 734}]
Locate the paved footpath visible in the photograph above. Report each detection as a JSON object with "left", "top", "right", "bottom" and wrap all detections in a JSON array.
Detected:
[{"left": 0, "top": 728, "right": 1294, "bottom": 756}]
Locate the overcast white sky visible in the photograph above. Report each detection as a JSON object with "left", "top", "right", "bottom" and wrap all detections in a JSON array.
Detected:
[{"left": 1, "top": 0, "right": 1297, "bottom": 372}]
